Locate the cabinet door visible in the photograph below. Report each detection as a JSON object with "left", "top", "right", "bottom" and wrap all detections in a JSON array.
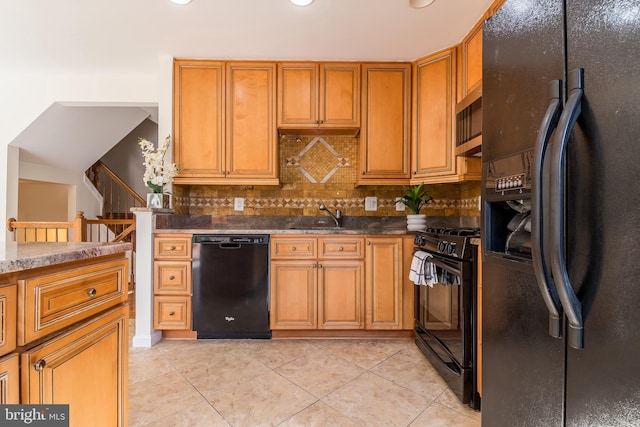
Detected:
[
  {"left": 365, "top": 237, "right": 403, "bottom": 329},
  {"left": 412, "top": 48, "right": 456, "bottom": 180},
  {"left": 460, "top": 19, "right": 483, "bottom": 101},
  {"left": 319, "top": 63, "right": 360, "bottom": 127},
  {"left": 0, "top": 284, "right": 16, "bottom": 356},
  {"left": 277, "top": 63, "right": 318, "bottom": 127},
  {"left": 270, "top": 261, "right": 317, "bottom": 329},
  {"left": 173, "top": 60, "right": 225, "bottom": 180},
  {"left": 21, "top": 305, "right": 128, "bottom": 427},
  {"left": 358, "top": 63, "right": 411, "bottom": 184},
  {"left": 0, "top": 353, "right": 19, "bottom": 404},
  {"left": 226, "top": 62, "right": 278, "bottom": 182},
  {"left": 318, "top": 260, "right": 365, "bottom": 329}
]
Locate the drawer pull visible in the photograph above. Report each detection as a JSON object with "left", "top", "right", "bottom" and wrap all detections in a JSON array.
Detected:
[
  {"left": 169, "top": 311, "right": 175, "bottom": 316},
  {"left": 169, "top": 245, "right": 176, "bottom": 250},
  {"left": 86, "top": 288, "right": 97, "bottom": 297},
  {"left": 34, "top": 359, "right": 46, "bottom": 371},
  {"left": 169, "top": 275, "right": 175, "bottom": 280},
  {"left": 292, "top": 247, "right": 297, "bottom": 252},
  {"left": 339, "top": 246, "right": 344, "bottom": 251}
]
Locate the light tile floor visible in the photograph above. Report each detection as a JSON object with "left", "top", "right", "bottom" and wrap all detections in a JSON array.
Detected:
[{"left": 128, "top": 324, "right": 481, "bottom": 427}]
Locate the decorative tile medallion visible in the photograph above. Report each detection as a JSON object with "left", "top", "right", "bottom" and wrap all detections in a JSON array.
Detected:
[{"left": 286, "top": 137, "right": 351, "bottom": 183}]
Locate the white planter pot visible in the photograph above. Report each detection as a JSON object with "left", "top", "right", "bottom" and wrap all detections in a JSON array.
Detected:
[
  {"left": 406, "top": 214, "right": 427, "bottom": 231},
  {"left": 147, "top": 193, "right": 170, "bottom": 209}
]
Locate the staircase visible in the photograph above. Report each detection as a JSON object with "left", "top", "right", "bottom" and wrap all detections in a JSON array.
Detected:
[{"left": 86, "top": 160, "right": 147, "bottom": 220}]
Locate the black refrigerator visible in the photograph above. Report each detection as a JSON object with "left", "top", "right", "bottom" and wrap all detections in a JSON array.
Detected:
[{"left": 481, "top": 0, "right": 640, "bottom": 426}]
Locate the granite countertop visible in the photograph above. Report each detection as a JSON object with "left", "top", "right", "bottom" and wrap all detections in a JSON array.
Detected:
[
  {"left": 153, "top": 214, "right": 411, "bottom": 235},
  {"left": 0, "top": 241, "right": 132, "bottom": 275}
]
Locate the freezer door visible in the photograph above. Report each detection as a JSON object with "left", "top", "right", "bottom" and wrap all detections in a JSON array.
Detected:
[{"left": 564, "top": 1, "right": 640, "bottom": 425}]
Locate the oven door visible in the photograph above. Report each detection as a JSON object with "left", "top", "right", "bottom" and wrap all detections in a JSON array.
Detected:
[
  {"left": 413, "top": 251, "right": 473, "bottom": 368},
  {"left": 412, "top": 247, "right": 478, "bottom": 408}
]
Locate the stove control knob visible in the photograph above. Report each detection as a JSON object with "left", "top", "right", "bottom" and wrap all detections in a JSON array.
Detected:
[
  {"left": 437, "top": 241, "right": 445, "bottom": 252},
  {"left": 445, "top": 243, "right": 453, "bottom": 254},
  {"left": 414, "top": 236, "right": 426, "bottom": 246}
]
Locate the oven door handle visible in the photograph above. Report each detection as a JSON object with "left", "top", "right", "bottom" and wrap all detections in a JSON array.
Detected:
[
  {"left": 420, "top": 255, "right": 462, "bottom": 277},
  {"left": 550, "top": 68, "right": 584, "bottom": 349},
  {"left": 532, "top": 79, "right": 564, "bottom": 339}
]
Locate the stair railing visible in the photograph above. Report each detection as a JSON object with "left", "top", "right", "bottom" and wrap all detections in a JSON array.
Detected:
[{"left": 86, "top": 160, "right": 146, "bottom": 218}]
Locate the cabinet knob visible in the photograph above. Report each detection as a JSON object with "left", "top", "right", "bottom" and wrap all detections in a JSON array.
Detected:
[
  {"left": 413, "top": 171, "right": 417, "bottom": 175},
  {"left": 339, "top": 247, "right": 344, "bottom": 251},
  {"left": 86, "top": 288, "right": 97, "bottom": 297},
  {"left": 367, "top": 241, "right": 372, "bottom": 246},
  {"left": 169, "top": 245, "right": 176, "bottom": 250},
  {"left": 292, "top": 247, "right": 297, "bottom": 252},
  {"left": 34, "top": 359, "right": 46, "bottom": 371},
  {"left": 318, "top": 119, "right": 324, "bottom": 124},
  {"left": 312, "top": 264, "right": 317, "bottom": 268},
  {"left": 169, "top": 311, "right": 175, "bottom": 316},
  {"left": 318, "top": 264, "right": 323, "bottom": 269},
  {"left": 169, "top": 275, "right": 175, "bottom": 280}
]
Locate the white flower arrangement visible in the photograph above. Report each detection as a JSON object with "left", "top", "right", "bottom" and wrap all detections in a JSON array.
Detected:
[{"left": 138, "top": 135, "right": 179, "bottom": 194}]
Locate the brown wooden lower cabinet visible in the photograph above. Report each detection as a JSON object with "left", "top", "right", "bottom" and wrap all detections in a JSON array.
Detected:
[
  {"left": 270, "top": 235, "right": 413, "bottom": 334},
  {"left": 21, "top": 304, "right": 128, "bottom": 427}
]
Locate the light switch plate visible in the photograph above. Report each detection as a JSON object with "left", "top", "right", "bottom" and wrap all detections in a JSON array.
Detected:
[
  {"left": 234, "top": 197, "right": 244, "bottom": 211},
  {"left": 395, "top": 197, "right": 405, "bottom": 211},
  {"left": 365, "top": 196, "right": 377, "bottom": 211}
]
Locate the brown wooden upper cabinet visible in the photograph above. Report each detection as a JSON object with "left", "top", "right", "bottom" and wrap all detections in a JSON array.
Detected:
[
  {"left": 458, "top": 18, "right": 484, "bottom": 103},
  {"left": 173, "top": 60, "right": 278, "bottom": 185},
  {"left": 277, "top": 62, "right": 360, "bottom": 135},
  {"left": 412, "top": 48, "right": 481, "bottom": 184},
  {"left": 357, "top": 63, "right": 411, "bottom": 185}
]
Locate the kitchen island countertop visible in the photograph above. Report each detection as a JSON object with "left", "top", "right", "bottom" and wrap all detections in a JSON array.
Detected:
[{"left": 0, "top": 241, "right": 132, "bottom": 275}]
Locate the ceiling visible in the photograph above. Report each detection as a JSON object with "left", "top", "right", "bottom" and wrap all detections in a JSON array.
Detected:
[{"left": 2, "top": 0, "right": 493, "bottom": 172}]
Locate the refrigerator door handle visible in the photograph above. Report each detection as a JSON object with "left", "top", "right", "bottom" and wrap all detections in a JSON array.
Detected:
[
  {"left": 550, "top": 68, "right": 585, "bottom": 349},
  {"left": 532, "top": 79, "right": 564, "bottom": 339}
]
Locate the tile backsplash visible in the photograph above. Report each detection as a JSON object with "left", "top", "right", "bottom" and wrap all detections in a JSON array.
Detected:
[{"left": 173, "top": 136, "right": 480, "bottom": 218}]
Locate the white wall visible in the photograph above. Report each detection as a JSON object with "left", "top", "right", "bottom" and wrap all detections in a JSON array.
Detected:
[{"left": 0, "top": 65, "right": 168, "bottom": 241}]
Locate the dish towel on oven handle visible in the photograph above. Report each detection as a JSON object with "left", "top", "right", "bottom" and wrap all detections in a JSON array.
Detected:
[{"left": 409, "top": 251, "right": 436, "bottom": 287}]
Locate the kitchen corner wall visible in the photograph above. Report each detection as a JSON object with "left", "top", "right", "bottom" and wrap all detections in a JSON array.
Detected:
[{"left": 172, "top": 136, "right": 481, "bottom": 218}]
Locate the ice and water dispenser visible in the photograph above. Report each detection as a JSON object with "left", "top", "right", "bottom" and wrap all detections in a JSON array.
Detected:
[{"left": 483, "top": 150, "right": 537, "bottom": 259}]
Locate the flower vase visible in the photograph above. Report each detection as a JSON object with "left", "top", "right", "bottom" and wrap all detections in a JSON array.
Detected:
[
  {"left": 147, "top": 193, "right": 170, "bottom": 209},
  {"left": 406, "top": 214, "right": 427, "bottom": 231}
]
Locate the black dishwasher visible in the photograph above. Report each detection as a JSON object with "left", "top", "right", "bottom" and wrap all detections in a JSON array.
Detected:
[{"left": 192, "top": 235, "right": 271, "bottom": 339}]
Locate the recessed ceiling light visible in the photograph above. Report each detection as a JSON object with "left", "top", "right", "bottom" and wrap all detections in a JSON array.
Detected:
[
  {"left": 290, "top": 0, "right": 314, "bottom": 6},
  {"left": 410, "top": 0, "right": 435, "bottom": 7},
  {"left": 170, "top": 0, "right": 192, "bottom": 4}
]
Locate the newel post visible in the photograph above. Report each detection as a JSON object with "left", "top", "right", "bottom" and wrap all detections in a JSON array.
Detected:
[{"left": 73, "top": 211, "right": 87, "bottom": 242}]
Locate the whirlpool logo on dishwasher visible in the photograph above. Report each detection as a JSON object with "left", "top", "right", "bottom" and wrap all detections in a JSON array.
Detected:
[{"left": 225, "top": 316, "right": 235, "bottom": 322}]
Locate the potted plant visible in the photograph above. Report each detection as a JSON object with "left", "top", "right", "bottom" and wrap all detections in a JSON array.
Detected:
[
  {"left": 396, "top": 183, "right": 432, "bottom": 231},
  {"left": 138, "top": 135, "right": 179, "bottom": 209}
]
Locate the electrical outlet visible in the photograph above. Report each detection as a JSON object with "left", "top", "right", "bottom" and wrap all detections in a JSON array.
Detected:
[
  {"left": 234, "top": 197, "right": 244, "bottom": 211},
  {"left": 365, "top": 196, "right": 377, "bottom": 211},
  {"left": 395, "top": 197, "right": 405, "bottom": 211}
]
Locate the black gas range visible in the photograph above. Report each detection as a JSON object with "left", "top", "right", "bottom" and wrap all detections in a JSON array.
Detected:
[{"left": 411, "top": 226, "right": 481, "bottom": 410}]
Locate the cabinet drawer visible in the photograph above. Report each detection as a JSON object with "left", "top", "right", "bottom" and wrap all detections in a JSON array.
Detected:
[
  {"left": 154, "top": 235, "right": 192, "bottom": 259},
  {"left": 18, "top": 258, "right": 128, "bottom": 345},
  {"left": 270, "top": 237, "right": 317, "bottom": 259},
  {"left": 154, "top": 261, "right": 192, "bottom": 295},
  {"left": 154, "top": 296, "right": 191, "bottom": 330},
  {"left": 319, "top": 237, "right": 364, "bottom": 258},
  {"left": 0, "top": 284, "right": 17, "bottom": 356}
]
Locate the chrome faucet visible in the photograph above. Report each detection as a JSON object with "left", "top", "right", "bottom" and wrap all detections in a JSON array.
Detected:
[{"left": 319, "top": 204, "right": 342, "bottom": 228}]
